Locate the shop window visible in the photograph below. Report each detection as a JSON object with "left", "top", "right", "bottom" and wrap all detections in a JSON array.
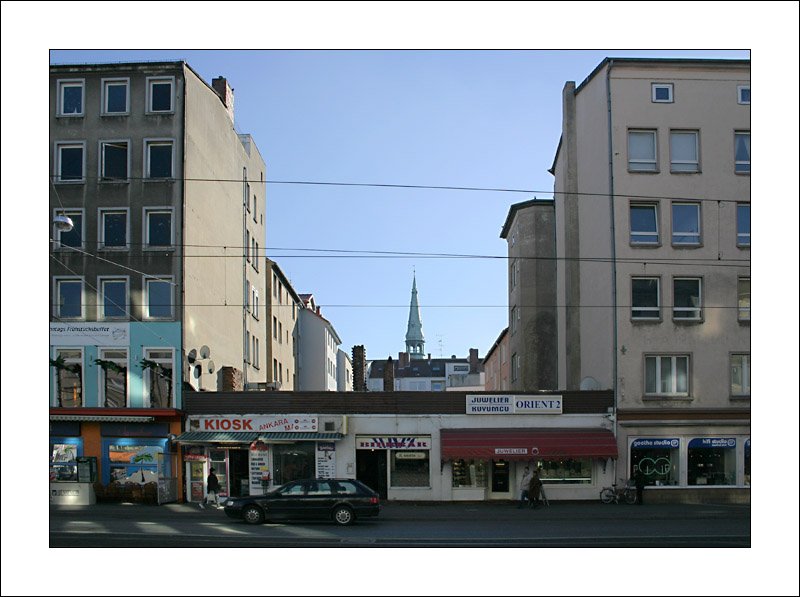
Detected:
[
  {"left": 535, "top": 458, "right": 591, "bottom": 484},
  {"left": 390, "top": 450, "right": 430, "bottom": 487},
  {"left": 687, "top": 438, "right": 737, "bottom": 486},
  {"left": 630, "top": 438, "right": 679, "bottom": 486},
  {"left": 273, "top": 442, "right": 315, "bottom": 485},
  {"left": 106, "top": 441, "right": 165, "bottom": 485},
  {"left": 744, "top": 440, "right": 750, "bottom": 485},
  {"left": 50, "top": 439, "right": 82, "bottom": 482},
  {"left": 451, "top": 459, "right": 487, "bottom": 488}
]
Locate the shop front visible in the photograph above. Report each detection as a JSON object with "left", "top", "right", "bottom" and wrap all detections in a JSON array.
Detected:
[
  {"left": 175, "top": 414, "right": 345, "bottom": 504},
  {"left": 355, "top": 436, "right": 431, "bottom": 500}
]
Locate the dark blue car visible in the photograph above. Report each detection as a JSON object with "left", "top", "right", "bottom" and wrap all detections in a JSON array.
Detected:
[{"left": 223, "top": 478, "right": 380, "bottom": 526}]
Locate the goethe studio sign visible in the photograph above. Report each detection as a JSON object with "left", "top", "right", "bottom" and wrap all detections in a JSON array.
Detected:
[{"left": 189, "top": 415, "right": 318, "bottom": 433}]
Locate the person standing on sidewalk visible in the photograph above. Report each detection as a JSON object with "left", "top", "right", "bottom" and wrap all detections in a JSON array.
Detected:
[
  {"left": 200, "top": 467, "right": 222, "bottom": 509},
  {"left": 529, "top": 468, "right": 543, "bottom": 509},
  {"left": 634, "top": 468, "right": 646, "bottom": 505},
  {"left": 518, "top": 465, "right": 533, "bottom": 508}
]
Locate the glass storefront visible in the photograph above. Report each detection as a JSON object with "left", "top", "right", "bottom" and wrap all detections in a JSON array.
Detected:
[
  {"left": 630, "top": 438, "right": 680, "bottom": 486},
  {"left": 102, "top": 438, "right": 168, "bottom": 485},
  {"left": 273, "top": 442, "right": 315, "bottom": 485},
  {"left": 744, "top": 439, "right": 750, "bottom": 485},
  {"left": 50, "top": 438, "right": 82, "bottom": 481},
  {"left": 688, "top": 438, "right": 736, "bottom": 486},
  {"left": 451, "top": 459, "right": 487, "bottom": 488},
  {"left": 535, "top": 458, "right": 592, "bottom": 484},
  {"left": 390, "top": 450, "right": 430, "bottom": 487}
]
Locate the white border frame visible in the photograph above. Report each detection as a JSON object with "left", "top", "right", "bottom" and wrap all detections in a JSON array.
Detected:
[
  {"left": 56, "top": 78, "right": 85, "bottom": 117},
  {"left": 97, "top": 347, "right": 131, "bottom": 408},
  {"left": 97, "top": 275, "right": 130, "bottom": 320},
  {"left": 53, "top": 276, "right": 85, "bottom": 320},
  {"left": 143, "top": 206, "right": 175, "bottom": 249},
  {"left": 98, "top": 138, "right": 131, "bottom": 182},
  {"left": 651, "top": 82, "right": 674, "bottom": 103},
  {"left": 669, "top": 129, "right": 700, "bottom": 173},
  {"left": 143, "top": 137, "right": 175, "bottom": 179},
  {"left": 143, "top": 346, "right": 176, "bottom": 408},
  {"left": 143, "top": 275, "right": 175, "bottom": 320},
  {"left": 53, "top": 140, "right": 86, "bottom": 183},
  {"left": 101, "top": 77, "right": 131, "bottom": 115},
  {"left": 98, "top": 207, "right": 131, "bottom": 251},
  {"left": 146, "top": 76, "right": 175, "bottom": 114}
]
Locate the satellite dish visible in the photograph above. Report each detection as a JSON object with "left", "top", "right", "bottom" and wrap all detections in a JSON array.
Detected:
[
  {"left": 199, "top": 345, "right": 211, "bottom": 359},
  {"left": 187, "top": 349, "right": 197, "bottom": 364},
  {"left": 193, "top": 364, "right": 202, "bottom": 379},
  {"left": 207, "top": 360, "right": 215, "bottom": 374},
  {"left": 580, "top": 376, "right": 601, "bottom": 391},
  {"left": 53, "top": 214, "right": 74, "bottom": 232}
]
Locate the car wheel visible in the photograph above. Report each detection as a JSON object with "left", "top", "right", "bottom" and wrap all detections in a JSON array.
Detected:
[
  {"left": 242, "top": 505, "right": 265, "bottom": 525},
  {"left": 332, "top": 505, "right": 354, "bottom": 526}
]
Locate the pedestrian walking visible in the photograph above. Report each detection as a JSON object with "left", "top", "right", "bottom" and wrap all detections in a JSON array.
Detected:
[
  {"left": 518, "top": 465, "right": 533, "bottom": 508},
  {"left": 200, "top": 467, "right": 222, "bottom": 509},
  {"left": 529, "top": 468, "right": 543, "bottom": 509},
  {"left": 634, "top": 468, "right": 646, "bottom": 505}
]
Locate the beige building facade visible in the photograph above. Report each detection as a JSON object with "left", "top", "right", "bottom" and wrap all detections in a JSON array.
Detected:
[
  {"left": 550, "top": 58, "right": 750, "bottom": 501},
  {"left": 265, "top": 259, "right": 302, "bottom": 390}
]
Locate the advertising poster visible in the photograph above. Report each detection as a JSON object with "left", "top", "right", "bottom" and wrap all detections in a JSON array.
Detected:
[
  {"left": 249, "top": 444, "right": 270, "bottom": 495},
  {"left": 316, "top": 442, "right": 336, "bottom": 479}
]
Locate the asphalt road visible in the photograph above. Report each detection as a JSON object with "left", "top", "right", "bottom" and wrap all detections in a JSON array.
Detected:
[{"left": 49, "top": 500, "right": 750, "bottom": 547}]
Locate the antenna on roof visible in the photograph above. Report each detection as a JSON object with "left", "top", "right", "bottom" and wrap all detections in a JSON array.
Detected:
[{"left": 436, "top": 335, "right": 444, "bottom": 358}]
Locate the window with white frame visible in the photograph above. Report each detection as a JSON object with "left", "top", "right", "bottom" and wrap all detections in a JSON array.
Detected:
[
  {"left": 730, "top": 353, "right": 750, "bottom": 396},
  {"left": 54, "top": 278, "right": 83, "bottom": 319},
  {"left": 143, "top": 349, "right": 173, "bottom": 408},
  {"left": 670, "top": 131, "right": 700, "bottom": 173},
  {"left": 273, "top": 316, "right": 278, "bottom": 339},
  {"left": 99, "top": 209, "right": 128, "bottom": 249},
  {"left": 245, "top": 281, "right": 251, "bottom": 312},
  {"left": 100, "top": 140, "right": 129, "bottom": 180},
  {"left": 99, "top": 277, "right": 128, "bottom": 319},
  {"left": 145, "top": 208, "right": 173, "bottom": 247},
  {"left": 671, "top": 203, "right": 701, "bottom": 246},
  {"left": 673, "top": 278, "right": 702, "bottom": 321},
  {"left": 98, "top": 348, "right": 127, "bottom": 408},
  {"left": 253, "top": 336, "right": 259, "bottom": 370},
  {"left": 734, "top": 132, "right": 750, "bottom": 173},
  {"left": 510, "top": 306, "right": 517, "bottom": 334},
  {"left": 737, "top": 85, "right": 750, "bottom": 105},
  {"left": 631, "top": 277, "right": 660, "bottom": 320},
  {"left": 736, "top": 203, "right": 750, "bottom": 247},
  {"left": 511, "top": 353, "right": 519, "bottom": 382},
  {"left": 630, "top": 203, "right": 659, "bottom": 244},
  {"left": 55, "top": 142, "right": 85, "bottom": 182},
  {"left": 651, "top": 83, "right": 673, "bottom": 103},
  {"left": 102, "top": 78, "right": 129, "bottom": 114},
  {"left": 273, "top": 359, "right": 278, "bottom": 382},
  {"left": 738, "top": 278, "right": 750, "bottom": 321},
  {"left": 252, "top": 287, "right": 259, "bottom": 320},
  {"left": 246, "top": 331, "right": 250, "bottom": 364},
  {"left": 145, "top": 276, "right": 173, "bottom": 319},
  {"left": 147, "top": 77, "right": 174, "bottom": 113},
  {"left": 57, "top": 79, "right": 84, "bottom": 116},
  {"left": 145, "top": 140, "right": 173, "bottom": 178},
  {"left": 645, "top": 355, "right": 689, "bottom": 396},
  {"left": 254, "top": 241, "right": 259, "bottom": 272},
  {"left": 628, "top": 130, "right": 658, "bottom": 172},
  {"left": 54, "top": 348, "right": 83, "bottom": 407},
  {"left": 54, "top": 209, "right": 83, "bottom": 249},
  {"left": 245, "top": 229, "right": 250, "bottom": 262}
]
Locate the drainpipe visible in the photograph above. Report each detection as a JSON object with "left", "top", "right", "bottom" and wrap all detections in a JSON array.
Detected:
[
  {"left": 242, "top": 167, "right": 248, "bottom": 389},
  {"left": 606, "top": 60, "right": 620, "bottom": 481}
]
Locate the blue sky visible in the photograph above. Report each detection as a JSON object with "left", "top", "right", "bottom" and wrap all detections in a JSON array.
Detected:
[{"left": 49, "top": 48, "right": 750, "bottom": 362}]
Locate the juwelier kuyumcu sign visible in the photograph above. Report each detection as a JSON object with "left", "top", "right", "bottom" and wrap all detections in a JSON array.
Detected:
[
  {"left": 466, "top": 395, "right": 563, "bottom": 415},
  {"left": 189, "top": 415, "right": 318, "bottom": 432}
]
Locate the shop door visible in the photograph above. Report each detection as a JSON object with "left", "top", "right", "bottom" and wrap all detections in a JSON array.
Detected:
[
  {"left": 490, "top": 460, "right": 511, "bottom": 497},
  {"left": 229, "top": 450, "right": 249, "bottom": 497},
  {"left": 187, "top": 461, "right": 205, "bottom": 503},
  {"left": 356, "top": 450, "right": 387, "bottom": 499}
]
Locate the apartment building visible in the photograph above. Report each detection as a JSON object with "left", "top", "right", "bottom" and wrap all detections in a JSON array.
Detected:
[
  {"left": 549, "top": 58, "right": 750, "bottom": 500},
  {"left": 296, "top": 294, "right": 343, "bottom": 391},
  {"left": 49, "top": 62, "right": 268, "bottom": 500},
  {"left": 265, "top": 259, "right": 302, "bottom": 390}
]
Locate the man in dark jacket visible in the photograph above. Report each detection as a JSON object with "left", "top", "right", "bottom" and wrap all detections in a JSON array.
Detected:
[
  {"left": 634, "top": 468, "right": 646, "bottom": 505},
  {"left": 200, "top": 467, "right": 222, "bottom": 509}
]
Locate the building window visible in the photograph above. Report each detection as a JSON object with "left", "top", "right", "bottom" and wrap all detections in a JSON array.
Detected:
[
  {"left": 98, "top": 348, "right": 127, "bottom": 408},
  {"left": 102, "top": 78, "right": 129, "bottom": 114},
  {"left": 143, "top": 349, "right": 174, "bottom": 408},
  {"left": 53, "top": 209, "right": 83, "bottom": 249},
  {"left": 99, "top": 209, "right": 128, "bottom": 249},
  {"left": 673, "top": 278, "right": 702, "bottom": 321},
  {"left": 670, "top": 131, "right": 699, "bottom": 173},
  {"left": 273, "top": 359, "right": 278, "bottom": 382},
  {"left": 50, "top": 439, "right": 82, "bottom": 482},
  {"left": 254, "top": 241, "right": 259, "bottom": 271},
  {"left": 537, "top": 458, "right": 592, "bottom": 485},
  {"left": 145, "top": 140, "right": 174, "bottom": 178},
  {"left": 730, "top": 354, "right": 750, "bottom": 397},
  {"left": 279, "top": 322, "right": 283, "bottom": 344},
  {"left": 510, "top": 259, "right": 518, "bottom": 289},
  {"left": 738, "top": 278, "right": 750, "bottom": 321},
  {"left": 54, "top": 278, "right": 83, "bottom": 319},
  {"left": 390, "top": 450, "right": 430, "bottom": 487},
  {"left": 100, "top": 140, "right": 129, "bottom": 180},
  {"left": 511, "top": 353, "right": 519, "bottom": 382},
  {"left": 273, "top": 317, "right": 278, "bottom": 340},
  {"left": 145, "top": 277, "right": 173, "bottom": 319},
  {"left": 252, "top": 287, "right": 259, "bottom": 319},
  {"left": 57, "top": 79, "right": 84, "bottom": 116},
  {"left": 736, "top": 204, "right": 750, "bottom": 247},
  {"left": 253, "top": 337, "right": 260, "bottom": 370},
  {"left": 628, "top": 130, "right": 658, "bottom": 172},
  {"left": 99, "top": 277, "right": 128, "bottom": 319},
  {"left": 671, "top": 203, "right": 701, "bottom": 246},
  {"left": 145, "top": 209, "right": 173, "bottom": 247},
  {"left": 631, "top": 277, "right": 660, "bottom": 320},
  {"left": 645, "top": 355, "right": 689, "bottom": 396},
  {"left": 737, "top": 85, "right": 750, "bottom": 105},
  {"left": 734, "top": 132, "right": 750, "bottom": 173},
  {"left": 630, "top": 203, "right": 659, "bottom": 245},
  {"left": 147, "top": 77, "right": 174, "bottom": 113},
  {"left": 53, "top": 348, "right": 83, "bottom": 407},
  {"left": 245, "top": 331, "right": 251, "bottom": 364},
  {"left": 688, "top": 438, "right": 736, "bottom": 486},
  {"left": 651, "top": 83, "right": 673, "bottom": 103},
  {"left": 510, "top": 306, "right": 519, "bottom": 334},
  {"left": 451, "top": 459, "right": 487, "bottom": 488},
  {"left": 55, "top": 142, "right": 85, "bottom": 182},
  {"left": 245, "top": 229, "right": 250, "bottom": 262}
]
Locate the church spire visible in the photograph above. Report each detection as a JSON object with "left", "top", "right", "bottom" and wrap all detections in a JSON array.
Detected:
[{"left": 405, "top": 273, "right": 425, "bottom": 359}]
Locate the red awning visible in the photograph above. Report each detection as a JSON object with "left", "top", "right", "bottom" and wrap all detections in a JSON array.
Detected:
[{"left": 441, "top": 428, "right": 618, "bottom": 461}]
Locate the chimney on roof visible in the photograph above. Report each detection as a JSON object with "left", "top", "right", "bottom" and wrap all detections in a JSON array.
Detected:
[
  {"left": 352, "top": 345, "right": 367, "bottom": 391},
  {"left": 211, "top": 76, "right": 235, "bottom": 124},
  {"left": 469, "top": 348, "right": 479, "bottom": 373},
  {"left": 398, "top": 352, "right": 409, "bottom": 370},
  {"left": 316, "top": 306, "right": 321, "bottom": 316},
  {"left": 383, "top": 356, "right": 395, "bottom": 392}
]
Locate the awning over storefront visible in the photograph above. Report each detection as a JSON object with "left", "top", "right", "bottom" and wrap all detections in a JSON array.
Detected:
[
  {"left": 441, "top": 428, "right": 618, "bottom": 461},
  {"left": 174, "top": 431, "right": 344, "bottom": 444}
]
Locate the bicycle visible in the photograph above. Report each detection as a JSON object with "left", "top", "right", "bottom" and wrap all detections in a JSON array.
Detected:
[{"left": 599, "top": 478, "right": 637, "bottom": 504}]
